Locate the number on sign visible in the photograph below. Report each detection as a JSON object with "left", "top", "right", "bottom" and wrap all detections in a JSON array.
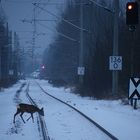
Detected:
[
  {"left": 110, "top": 56, "right": 121, "bottom": 63},
  {"left": 109, "top": 56, "right": 122, "bottom": 70}
]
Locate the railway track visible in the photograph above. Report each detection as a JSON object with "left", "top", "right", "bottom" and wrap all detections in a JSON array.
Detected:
[
  {"left": 15, "top": 80, "right": 118, "bottom": 140},
  {"left": 36, "top": 82, "right": 119, "bottom": 140},
  {"left": 14, "top": 82, "right": 50, "bottom": 140},
  {"left": 25, "top": 83, "right": 50, "bottom": 140}
]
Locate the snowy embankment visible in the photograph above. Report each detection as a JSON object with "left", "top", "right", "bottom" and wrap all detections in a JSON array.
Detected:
[
  {"left": 37, "top": 79, "right": 140, "bottom": 140},
  {"left": 0, "top": 81, "right": 40, "bottom": 140},
  {"left": 0, "top": 79, "right": 140, "bottom": 140}
]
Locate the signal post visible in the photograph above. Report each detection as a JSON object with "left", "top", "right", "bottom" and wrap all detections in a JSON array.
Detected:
[{"left": 126, "top": 1, "right": 139, "bottom": 106}]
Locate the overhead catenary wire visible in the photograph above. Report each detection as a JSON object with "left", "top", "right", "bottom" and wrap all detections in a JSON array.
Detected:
[
  {"left": 89, "top": 0, "right": 114, "bottom": 13},
  {"left": 37, "top": 22, "right": 79, "bottom": 43},
  {"left": 33, "top": 2, "right": 90, "bottom": 6},
  {"left": 4, "top": 0, "right": 63, "bottom": 4},
  {"left": 33, "top": 3, "right": 90, "bottom": 33},
  {"left": 4, "top": 0, "right": 33, "bottom": 3},
  {"left": 21, "top": 18, "right": 79, "bottom": 42},
  {"left": 21, "top": 19, "right": 61, "bottom": 23}
]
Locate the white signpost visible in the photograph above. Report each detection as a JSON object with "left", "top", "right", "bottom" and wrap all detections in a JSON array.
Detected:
[
  {"left": 9, "top": 70, "right": 14, "bottom": 75},
  {"left": 77, "top": 67, "right": 85, "bottom": 75},
  {"left": 109, "top": 56, "right": 122, "bottom": 96},
  {"left": 109, "top": 56, "right": 122, "bottom": 70}
]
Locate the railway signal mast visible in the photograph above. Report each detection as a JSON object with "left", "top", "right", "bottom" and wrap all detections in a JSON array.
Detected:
[
  {"left": 126, "top": 2, "right": 139, "bottom": 31},
  {"left": 126, "top": 2, "right": 139, "bottom": 76},
  {"left": 126, "top": 2, "right": 139, "bottom": 107}
]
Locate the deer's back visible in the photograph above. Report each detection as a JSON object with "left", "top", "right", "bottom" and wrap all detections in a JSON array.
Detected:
[{"left": 18, "top": 103, "right": 39, "bottom": 113}]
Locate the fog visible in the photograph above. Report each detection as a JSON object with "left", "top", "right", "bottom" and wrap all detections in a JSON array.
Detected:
[{"left": 1, "top": 0, "right": 66, "bottom": 73}]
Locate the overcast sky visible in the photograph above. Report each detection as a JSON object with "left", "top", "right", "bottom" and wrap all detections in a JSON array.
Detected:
[{"left": 1, "top": 0, "right": 66, "bottom": 57}]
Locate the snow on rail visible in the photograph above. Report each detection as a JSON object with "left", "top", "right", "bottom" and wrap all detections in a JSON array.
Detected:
[
  {"left": 37, "top": 82, "right": 118, "bottom": 140},
  {"left": 26, "top": 83, "right": 50, "bottom": 140}
]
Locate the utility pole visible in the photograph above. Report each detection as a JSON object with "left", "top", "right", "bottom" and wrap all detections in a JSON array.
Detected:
[
  {"left": 89, "top": 0, "right": 120, "bottom": 96},
  {"left": 0, "top": 24, "right": 1, "bottom": 88},
  {"left": 32, "top": 5, "right": 36, "bottom": 72},
  {"left": 22, "top": 4, "right": 36, "bottom": 73},
  {"left": 0, "top": 1, "right": 1, "bottom": 89},
  {"left": 112, "top": 0, "right": 119, "bottom": 96},
  {"left": 78, "top": 0, "right": 84, "bottom": 85}
]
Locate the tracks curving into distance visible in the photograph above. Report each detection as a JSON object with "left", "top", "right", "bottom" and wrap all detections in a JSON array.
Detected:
[
  {"left": 16, "top": 81, "right": 118, "bottom": 140},
  {"left": 36, "top": 82, "right": 119, "bottom": 140}
]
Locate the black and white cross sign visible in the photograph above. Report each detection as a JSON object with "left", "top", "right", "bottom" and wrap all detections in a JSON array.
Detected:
[{"left": 129, "top": 78, "right": 140, "bottom": 99}]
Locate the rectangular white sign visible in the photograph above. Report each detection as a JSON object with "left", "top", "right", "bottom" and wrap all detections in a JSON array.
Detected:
[
  {"left": 9, "top": 70, "right": 14, "bottom": 75},
  {"left": 77, "top": 67, "right": 85, "bottom": 75},
  {"left": 109, "top": 56, "right": 122, "bottom": 70}
]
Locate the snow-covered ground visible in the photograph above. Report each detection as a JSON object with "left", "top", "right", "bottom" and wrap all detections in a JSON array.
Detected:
[
  {"left": 0, "top": 81, "right": 40, "bottom": 140},
  {"left": 0, "top": 79, "right": 140, "bottom": 140}
]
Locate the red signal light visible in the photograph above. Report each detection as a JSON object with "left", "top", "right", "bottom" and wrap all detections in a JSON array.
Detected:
[
  {"left": 126, "top": 2, "right": 139, "bottom": 25},
  {"left": 128, "top": 4, "right": 133, "bottom": 10}
]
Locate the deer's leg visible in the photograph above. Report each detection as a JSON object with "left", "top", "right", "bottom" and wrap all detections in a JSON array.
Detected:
[
  {"left": 26, "top": 116, "right": 32, "bottom": 121},
  {"left": 20, "top": 112, "right": 25, "bottom": 123},
  {"left": 31, "top": 113, "right": 34, "bottom": 123},
  {"left": 13, "top": 110, "right": 20, "bottom": 123}
]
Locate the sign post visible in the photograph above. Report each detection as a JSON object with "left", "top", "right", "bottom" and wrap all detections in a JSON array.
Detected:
[
  {"left": 109, "top": 56, "right": 122, "bottom": 97},
  {"left": 109, "top": 56, "right": 122, "bottom": 70},
  {"left": 112, "top": 0, "right": 119, "bottom": 96},
  {"left": 129, "top": 78, "right": 140, "bottom": 109},
  {"left": 77, "top": 67, "right": 85, "bottom": 76}
]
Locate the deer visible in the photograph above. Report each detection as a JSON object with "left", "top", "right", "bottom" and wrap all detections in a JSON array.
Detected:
[{"left": 13, "top": 103, "right": 44, "bottom": 123}]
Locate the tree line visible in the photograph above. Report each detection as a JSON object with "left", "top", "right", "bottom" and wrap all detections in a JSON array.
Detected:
[
  {"left": 0, "top": 9, "right": 23, "bottom": 88},
  {"left": 41, "top": 0, "right": 140, "bottom": 99}
]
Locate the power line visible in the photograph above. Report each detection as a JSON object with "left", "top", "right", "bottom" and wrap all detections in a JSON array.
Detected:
[
  {"left": 21, "top": 19, "right": 59, "bottom": 23},
  {"left": 89, "top": 0, "right": 114, "bottom": 13},
  {"left": 33, "top": 2, "right": 65, "bottom": 5},
  {"left": 15, "top": 30, "right": 34, "bottom": 33},
  {"left": 33, "top": 2, "right": 90, "bottom": 6},
  {"left": 33, "top": 3, "right": 90, "bottom": 33},
  {"left": 37, "top": 22, "right": 79, "bottom": 43},
  {"left": 4, "top": 0, "right": 33, "bottom": 3}
]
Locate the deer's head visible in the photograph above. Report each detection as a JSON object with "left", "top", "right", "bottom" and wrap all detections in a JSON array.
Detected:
[{"left": 39, "top": 107, "right": 44, "bottom": 116}]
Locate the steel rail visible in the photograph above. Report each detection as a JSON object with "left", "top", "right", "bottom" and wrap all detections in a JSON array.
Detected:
[
  {"left": 26, "top": 83, "right": 50, "bottom": 140},
  {"left": 37, "top": 82, "right": 118, "bottom": 140}
]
